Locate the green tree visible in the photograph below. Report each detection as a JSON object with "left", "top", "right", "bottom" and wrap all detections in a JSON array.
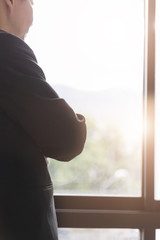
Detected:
[{"left": 48, "top": 116, "right": 141, "bottom": 196}]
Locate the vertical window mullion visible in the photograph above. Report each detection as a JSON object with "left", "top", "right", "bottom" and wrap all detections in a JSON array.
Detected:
[
  {"left": 143, "top": 0, "right": 156, "bottom": 210},
  {"left": 141, "top": 228, "right": 155, "bottom": 240}
]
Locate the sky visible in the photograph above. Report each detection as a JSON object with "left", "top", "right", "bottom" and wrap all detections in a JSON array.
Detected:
[
  {"left": 26, "top": 0, "right": 144, "bottom": 91},
  {"left": 25, "top": 0, "right": 144, "bottom": 160}
]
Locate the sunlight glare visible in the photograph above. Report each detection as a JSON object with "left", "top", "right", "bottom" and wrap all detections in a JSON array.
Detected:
[{"left": 26, "top": 0, "right": 144, "bottom": 91}]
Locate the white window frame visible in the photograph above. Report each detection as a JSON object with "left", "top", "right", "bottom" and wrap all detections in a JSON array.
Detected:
[{"left": 54, "top": 0, "right": 160, "bottom": 239}]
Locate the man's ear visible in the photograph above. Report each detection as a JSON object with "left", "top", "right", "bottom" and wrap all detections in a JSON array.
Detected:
[{"left": 4, "top": 0, "right": 13, "bottom": 9}]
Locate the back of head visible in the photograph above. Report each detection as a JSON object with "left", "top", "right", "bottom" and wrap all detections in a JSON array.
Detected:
[{"left": 0, "top": 0, "right": 33, "bottom": 40}]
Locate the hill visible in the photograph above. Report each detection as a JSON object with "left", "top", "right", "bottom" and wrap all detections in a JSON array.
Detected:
[{"left": 52, "top": 84, "right": 143, "bottom": 143}]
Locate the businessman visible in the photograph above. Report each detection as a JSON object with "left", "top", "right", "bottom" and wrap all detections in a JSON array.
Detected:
[{"left": 0, "top": 0, "right": 86, "bottom": 239}]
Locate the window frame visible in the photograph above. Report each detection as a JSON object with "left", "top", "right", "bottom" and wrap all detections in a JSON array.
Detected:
[{"left": 54, "top": 0, "right": 160, "bottom": 239}]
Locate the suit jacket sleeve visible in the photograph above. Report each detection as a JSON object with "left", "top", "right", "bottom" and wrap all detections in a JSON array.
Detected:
[{"left": 0, "top": 31, "right": 86, "bottom": 161}]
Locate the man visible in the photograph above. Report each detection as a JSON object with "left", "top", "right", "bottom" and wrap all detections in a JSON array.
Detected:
[{"left": 0, "top": 0, "right": 86, "bottom": 239}]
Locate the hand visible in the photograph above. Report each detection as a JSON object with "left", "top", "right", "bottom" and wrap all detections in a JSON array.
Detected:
[{"left": 44, "top": 156, "right": 50, "bottom": 165}]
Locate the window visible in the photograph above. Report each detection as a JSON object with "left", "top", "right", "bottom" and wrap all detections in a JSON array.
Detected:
[
  {"left": 26, "top": 0, "right": 160, "bottom": 239},
  {"left": 58, "top": 228, "right": 140, "bottom": 240}
]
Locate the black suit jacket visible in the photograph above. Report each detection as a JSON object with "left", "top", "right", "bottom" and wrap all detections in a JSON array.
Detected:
[
  {"left": 0, "top": 30, "right": 86, "bottom": 240},
  {"left": 0, "top": 30, "right": 86, "bottom": 162}
]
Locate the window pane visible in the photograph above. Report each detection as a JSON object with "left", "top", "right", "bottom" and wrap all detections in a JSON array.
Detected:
[
  {"left": 26, "top": 0, "right": 144, "bottom": 196},
  {"left": 155, "top": 0, "right": 160, "bottom": 200},
  {"left": 156, "top": 229, "right": 160, "bottom": 240},
  {"left": 58, "top": 228, "right": 140, "bottom": 240}
]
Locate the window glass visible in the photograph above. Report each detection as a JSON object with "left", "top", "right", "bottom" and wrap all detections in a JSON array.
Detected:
[
  {"left": 58, "top": 228, "right": 140, "bottom": 240},
  {"left": 26, "top": 0, "right": 144, "bottom": 196},
  {"left": 156, "top": 229, "right": 160, "bottom": 240}
]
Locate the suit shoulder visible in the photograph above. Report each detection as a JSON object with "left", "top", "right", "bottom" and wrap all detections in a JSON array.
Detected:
[{"left": 0, "top": 30, "right": 36, "bottom": 62}]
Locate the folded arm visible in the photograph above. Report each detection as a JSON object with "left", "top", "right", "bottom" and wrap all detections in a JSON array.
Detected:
[{"left": 0, "top": 31, "right": 86, "bottom": 161}]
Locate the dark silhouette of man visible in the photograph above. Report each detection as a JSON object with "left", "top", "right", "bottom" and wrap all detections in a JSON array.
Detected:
[{"left": 0, "top": 0, "right": 86, "bottom": 239}]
